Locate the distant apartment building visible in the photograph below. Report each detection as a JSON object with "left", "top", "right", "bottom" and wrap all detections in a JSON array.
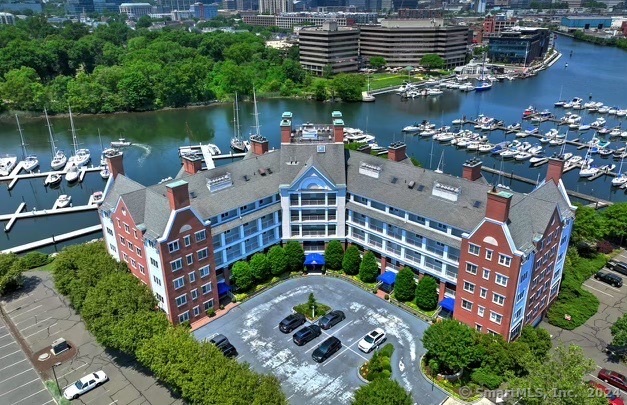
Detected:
[
  {"left": 299, "top": 21, "right": 360, "bottom": 75},
  {"left": 190, "top": 2, "right": 218, "bottom": 18},
  {"left": 119, "top": 2, "right": 152, "bottom": 18},
  {"left": 0, "top": 0, "right": 42, "bottom": 13},
  {"left": 397, "top": 8, "right": 443, "bottom": 19},
  {"left": 560, "top": 16, "right": 612, "bottom": 32},
  {"left": 242, "top": 11, "right": 377, "bottom": 29},
  {"left": 488, "top": 27, "right": 550, "bottom": 65},
  {"left": 483, "top": 14, "right": 518, "bottom": 36},
  {"left": 359, "top": 19, "right": 471, "bottom": 69},
  {"left": 259, "top": 0, "right": 291, "bottom": 14},
  {"left": 0, "top": 11, "right": 15, "bottom": 24}
]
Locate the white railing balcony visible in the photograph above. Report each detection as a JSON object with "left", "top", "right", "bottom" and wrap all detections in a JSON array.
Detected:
[{"left": 300, "top": 199, "right": 327, "bottom": 206}]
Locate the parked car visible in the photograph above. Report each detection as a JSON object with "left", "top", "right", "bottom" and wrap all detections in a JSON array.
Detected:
[
  {"left": 293, "top": 324, "right": 322, "bottom": 346},
  {"left": 358, "top": 328, "right": 387, "bottom": 353},
  {"left": 279, "top": 313, "right": 306, "bottom": 333},
  {"left": 598, "top": 368, "right": 627, "bottom": 392},
  {"left": 220, "top": 342, "right": 239, "bottom": 358},
  {"left": 595, "top": 271, "right": 623, "bottom": 288},
  {"left": 207, "top": 334, "right": 238, "bottom": 357},
  {"left": 318, "top": 310, "right": 345, "bottom": 330},
  {"left": 63, "top": 371, "right": 108, "bottom": 400},
  {"left": 588, "top": 381, "right": 624, "bottom": 405},
  {"left": 608, "top": 261, "right": 627, "bottom": 277},
  {"left": 312, "top": 336, "right": 342, "bottom": 363}
]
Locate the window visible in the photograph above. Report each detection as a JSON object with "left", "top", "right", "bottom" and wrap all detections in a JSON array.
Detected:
[
  {"left": 199, "top": 266, "right": 210, "bottom": 278},
  {"left": 178, "top": 311, "right": 189, "bottom": 323},
  {"left": 188, "top": 271, "right": 196, "bottom": 283},
  {"left": 186, "top": 254, "right": 194, "bottom": 265},
  {"left": 197, "top": 248, "right": 209, "bottom": 261},
  {"left": 139, "top": 265, "right": 145, "bottom": 275},
  {"left": 173, "top": 277, "right": 185, "bottom": 290},
  {"left": 477, "top": 306, "right": 485, "bottom": 317},
  {"left": 127, "top": 241, "right": 133, "bottom": 250},
  {"left": 195, "top": 230, "right": 206, "bottom": 242},
  {"left": 124, "top": 223, "right": 130, "bottom": 234},
  {"left": 193, "top": 306, "right": 201, "bottom": 317},
  {"left": 462, "top": 299, "right": 473, "bottom": 311},
  {"left": 168, "top": 240, "right": 180, "bottom": 253},
  {"left": 490, "top": 311, "right": 503, "bottom": 325},
  {"left": 171, "top": 258, "right": 183, "bottom": 272},
  {"left": 191, "top": 289, "right": 198, "bottom": 300},
  {"left": 463, "top": 281, "right": 475, "bottom": 293},
  {"left": 116, "top": 218, "right": 120, "bottom": 228},
  {"left": 119, "top": 236, "right": 125, "bottom": 245},
  {"left": 517, "top": 290, "right": 525, "bottom": 302},
  {"left": 495, "top": 273, "right": 509, "bottom": 287},
  {"left": 482, "top": 269, "right": 490, "bottom": 280},
  {"left": 476, "top": 324, "right": 482, "bottom": 332},
  {"left": 202, "top": 283, "right": 212, "bottom": 295},
  {"left": 175, "top": 294, "right": 187, "bottom": 307},
  {"left": 184, "top": 235, "right": 191, "bottom": 247},
  {"left": 468, "top": 243, "right": 480, "bottom": 256},
  {"left": 514, "top": 308, "right": 522, "bottom": 319},
  {"left": 109, "top": 244, "right": 116, "bottom": 253},
  {"left": 485, "top": 249, "right": 493, "bottom": 260},
  {"left": 498, "top": 254, "right": 512, "bottom": 267},
  {"left": 152, "top": 275, "right": 162, "bottom": 286},
  {"left": 203, "top": 300, "right": 214, "bottom": 311},
  {"left": 122, "top": 253, "right": 128, "bottom": 263},
  {"left": 466, "top": 263, "right": 478, "bottom": 275},
  {"left": 130, "top": 258, "right": 136, "bottom": 268},
  {"left": 150, "top": 258, "right": 159, "bottom": 268},
  {"left": 136, "top": 247, "right": 142, "bottom": 257},
  {"left": 480, "top": 287, "right": 487, "bottom": 299},
  {"left": 493, "top": 293, "right": 505, "bottom": 306},
  {"left": 107, "top": 228, "right": 113, "bottom": 236},
  {"left": 133, "top": 230, "right": 138, "bottom": 238},
  {"left": 155, "top": 293, "right": 164, "bottom": 303}
]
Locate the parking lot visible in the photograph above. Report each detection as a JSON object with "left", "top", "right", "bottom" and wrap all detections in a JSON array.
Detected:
[
  {"left": 194, "top": 276, "right": 447, "bottom": 405},
  {"left": 542, "top": 251, "right": 627, "bottom": 394},
  {"left": 0, "top": 271, "right": 182, "bottom": 405}
]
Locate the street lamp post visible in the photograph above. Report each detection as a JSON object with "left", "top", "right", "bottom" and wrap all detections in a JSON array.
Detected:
[{"left": 52, "top": 362, "right": 62, "bottom": 394}]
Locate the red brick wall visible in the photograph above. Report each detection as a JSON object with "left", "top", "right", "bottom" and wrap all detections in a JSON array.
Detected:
[{"left": 111, "top": 200, "right": 149, "bottom": 285}]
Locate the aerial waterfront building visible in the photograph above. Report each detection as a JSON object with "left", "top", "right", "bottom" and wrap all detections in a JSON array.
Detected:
[
  {"left": 0, "top": 11, "right": 15, "bottom": 24},
  {"left": 559, "top": 16, "right": 613, "bottom": 32},
  {"left": 242, "top": 11, "right": 378, "bottom": 29},
  {"left": 487, "top": 27, "right": 551, "bottom": 66},
  {"left": 119, "top": 2, "right": 152, "bottom": 18},
  {"left": 100, "top": 112, "right": 575, "bottom": 338},
  {"left": 299, "top": 21, "right": 360, "bottom": 76}
]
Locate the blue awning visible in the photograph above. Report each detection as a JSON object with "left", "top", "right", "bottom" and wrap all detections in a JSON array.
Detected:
[
  {"left": 304, "top": 253, "right": 325, "bottom": 265},
  {"left": 377, "top": 271, "right": 397, "bottom": 285},
  {"left": 218, "top": 282, "right": 231, "bottom": 296},
  {"left": 440, "top": 297, "right": 455, "bottom": 312}
]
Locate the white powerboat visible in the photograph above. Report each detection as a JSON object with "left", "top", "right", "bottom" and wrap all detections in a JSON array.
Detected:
[
  {"left": 110, "top": 137, "right": 132, "bottom": 148},
  {"left": 515, "top": 151, "right": 533, "bottom": 161},
  {"left": 91, "top": 191, "right": 104, "bottom": 205},
  {"left": 65, "top": 164, "right": 80, "bottom": 183},
  {"left": 0, "top": 154, "right": 17, "bottom": 176},
  {"left": 44, "top": 172, "right": 62, "bottom": 186},
  {"left": 16, "top": 115, "right": 39, "bottom": 172},
  {"left": 478, "top": 143, "right": 494, "bottom": 153},
  {"left": 579, "top": 165, "right": 599, "bottom": 177},
  {"left": 55, "top": 194, "right": 72, "bottom": 208},
  {"left": 45, "top": 109, "right": 67, "bottom": 170},
  {"left": 500, "top": 149, "right": 519, "bottom": 159},
  {"left": 100, "top": 167, "right": 110, "bottom": 179}
]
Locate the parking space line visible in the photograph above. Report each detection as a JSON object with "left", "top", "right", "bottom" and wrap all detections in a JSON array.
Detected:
[
  {"left": 19, "top": 317, "right": 52, "bottom": 332},
  {"left": 344, "top": 345, "right": 368, "bottom": 361},
  {"left": 0, "top": 349, "right": 20, "bottom": 360},
  {"left": 322, "top": 347, "right": 349, "bottom": 366},
  {"left": 41, "top": 400, "right": 55, "bottom": 405},
  {"left": 108, "top": 401, "right": 119, "bottom": 405},
  {"left": 323, "top": 321, "right": 353, "bottom": 338},
  {"left": 10, "top": 305, "right": 43, "bottom": 319},
  {"left": 0, "top": 377, "right": 40, "bottom": 398},
  {"left": 583, "top": 283, "right": 614, "bottom": 297},
  {"left": 57, "top": 363, "right": 88, "bottom": 380},
  {"left": 589, "top": 279, "right": 622, "bottom": 292},
  {"left": 0, "top": 341, "right": 16, "bottom": 349},
  {"left": 0, "top": 333, "right": 9, "bottom": 340},
  {"left": 0, "top": 368, "right": 32, "bottom": 384},
  {"left": 23, "top": 323, "right": 57, "bottom": 340},
  {"left": 0, "top": 358, "right": 26, "bottom": 372},
  {"left": 13, "top": 388, "right": 46, "bottom": 404},
  {"left": 4, "top": 293, "right": 35, "bottom": 307}
]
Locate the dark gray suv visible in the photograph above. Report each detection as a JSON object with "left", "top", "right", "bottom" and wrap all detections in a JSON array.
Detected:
[
  {"left": 279, "top": 313, "right": 306, "bottom": 333},
  {"left": 608, "top": 261, "right": 627, "bottom": 277},
  {"left": 293, "top": 325, "right": 322, "bottom": 346},
  {"left": 595, "top": 271, "right": 623, "bottom": 288},
  {"left": 312, "top": 336, "right": 341, "bottom": 363}
]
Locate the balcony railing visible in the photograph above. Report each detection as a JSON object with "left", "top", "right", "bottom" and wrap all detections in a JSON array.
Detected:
[
  {"left": 301, "top": 230, "right": 327, "bottom": 236},
  {"left": 300, "top": 199, "right": 327, "bottom": 206},
  {"left": 301, "top": 214, "right": 327, "bottom": 221}
]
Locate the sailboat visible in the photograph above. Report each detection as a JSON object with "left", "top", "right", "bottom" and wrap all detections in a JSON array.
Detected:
[
  {"left": 16, "top": 115, "right": 39, "bottom": 172},
  {"left": 230, "top": 93, "right": 250, "bottom": 152},
  {"left": 554, "top": 85, "right": 566, "bottom": 107},
  {"left": 98, "top": 130, "right": 110, "bottom": 179},
  {"left": 249, "top": 88, "right": 263, "bottom": 140},
  {"left": 475, "top": 53, "right": 492, "bottom": 92},
  {"left": 45, "top": 109, "right": 67, "bottom": 170},
  {"left": 66, "top": 107, "right": 90, "bottom": 168},
  {"left": 362, "top": 76, "right": 375, "bottom": 102},
  {"left": 612, "top": 156, "right": 627, "bottom": 186},
  {"left": 434, "top": 151, "right": 445, "bottom": 174}
]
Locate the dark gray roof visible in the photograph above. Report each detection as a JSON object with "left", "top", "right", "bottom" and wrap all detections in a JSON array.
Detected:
[
  {"left": 100, "top": 175, "right": 146, "bottom": 212},
  {"left": 142, "top": 188, "right": 172, "bottom": 240},
  {"left": 279, "top": 143, "right": 347, "bottom": 186}
]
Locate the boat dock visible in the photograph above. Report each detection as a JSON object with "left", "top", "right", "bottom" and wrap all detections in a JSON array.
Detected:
[
  {"left": 0, "top": 164, "right": 101, "bottom": 190},
  {"left": 4, "top": 202, "right": 26, "bottom": 232},
  {"left": 1, "top": 203, "right": 99, "bottom": 232},
  {"left": 1, "top": 224, "right": 102, "bottom": 254},
  {"left": 480, "top": 167, "right": 613, "bottom": 208}
]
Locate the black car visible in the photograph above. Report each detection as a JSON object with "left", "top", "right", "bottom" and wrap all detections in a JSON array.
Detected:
[
  {"left": 208, "top": 334, "right": 230, "bottom": 349},
  {"left": 312, "top": 336, "right": 342, "bottom": 363},
  {"left": 318, "top": 310, "right": 345, "bottom": 330},
  {"left": 279, "top": 313, "right": 306, "bottom": 333},
  {"left": 293, "top": 325, "right": 322, "bottom": 346},
  {"left": 220, "top": 342, "right": 238, "bottom": 358},
  {"left": 595, "top": 271, "right": 623, "bottom": 288},
  {"left": 608, "top": 260, "right": 627, "bottom": 277}
]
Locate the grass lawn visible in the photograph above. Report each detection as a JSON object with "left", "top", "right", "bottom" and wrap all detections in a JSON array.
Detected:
[
  {"left": 294, "top": 301, "right": 331, "bottom": 321},
  {"left": 34, "top": 261, "right": 55, "bottom": 272}
]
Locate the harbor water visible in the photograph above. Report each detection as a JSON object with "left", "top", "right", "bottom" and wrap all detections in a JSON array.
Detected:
[{"left": 1, "top": 35, "right": 626, "bottom": 252}]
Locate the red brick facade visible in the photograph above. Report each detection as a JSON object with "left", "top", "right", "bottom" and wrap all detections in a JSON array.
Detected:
[{"left": 111, "top": 200, "right": 150, "bottom": 286}]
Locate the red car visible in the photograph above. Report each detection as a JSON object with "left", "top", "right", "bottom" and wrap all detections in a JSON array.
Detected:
[
  {"left": 589, "top": 381, "right": 624, "bottom": 405},
  {"left": 598, "top": 369, "right": 627, "bottom": 393}
]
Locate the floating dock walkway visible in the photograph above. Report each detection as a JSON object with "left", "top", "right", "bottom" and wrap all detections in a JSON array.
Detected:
[
  {"left": 0, "top": 164, "right": 101, "bottom": 190},
  {"left": 1, "top": 225, "right": 102, "bottom": 254}
]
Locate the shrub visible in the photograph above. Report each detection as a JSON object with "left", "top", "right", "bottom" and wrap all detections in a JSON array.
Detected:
[
  {"left": 267, "top": 245, "right": 289, "bottom": 276},
  {"left": 415, "top": 275, "right": 438, "bottom": 311},
  {"left": 358, "top": 251, "right": 379, "bottom": 283},
  {"left": 422, "top": 319, "right": 477, "bottom": 373},
  {"left": 231, "top": 261, "right": 254, "bottom": 291},
  {"left": 353, "top": 378, "right": 412, "bottom": 405},
  {"left": 379, "top": 343, "right": 394, "bottom": 358},
  {"left": 284, "top": 241, "right": 305, "bottom": 272},
  {"left": 428, "top": 358, "right": 440, "bottom": 375},
  {"left": 324, "top": 240, "right": 344, "bottom": 270},
  {"left": 249, "top": 253, "right": 271, "bottom": 282},
  {"left": 471, "top": 368, "right": 503, "bottom": 390},
  {"left": 596, "top": 240, "right": 613, "bottom": 254},
  {"left": 393, "top": 267, "right": 416, "bottom": 302},
  {"left": 363, "top": 344, "right": 394, "bottom": 381},
  {"left": 18, "top": 251, "right": 51, "bottom": 269},
  {"left": 0, "top": 253, "right": 23, "bottom": 295},
  {"left": 342, "top": 245, "right": 361, "bottom": 275},
  {"left": 207, "top": 308, "right": 216, "bottom": 317}
]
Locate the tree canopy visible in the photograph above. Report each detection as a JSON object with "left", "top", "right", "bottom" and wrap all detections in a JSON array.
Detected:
[
  {"left": 352, "top": 378, "right": 412, "bottom": 405},
  {"left": 342, "top": 245, "right": 361, "bottom": 275},
  {"left": 231, "top": 261, "right": 254, "bottom": 291},
  {"left": 284, "top": 241, "right": 305, "bottom": 273},
  {"left": 358, "top": 251, "right": 379, "bottom": 283},
  {"left": 611, "top": 313, "right": 627, "bottom": 347},
  {"left": 393, "top": 267, "right": 416, "bottom": 302},
  {"left": 267, "top": 245, "right": 289, "bottom": 276},
  {"left": 324, "top": 240, "right": 344, "bottom": 270},
  {"left": 422, "top": 319, "right": 477, "bottom": 373},
  {"left": 420, "top": 54, "right": 445, "bottom": 71},
  {"left": 415, "top": 275, "right": 438, "bottom": 310}
]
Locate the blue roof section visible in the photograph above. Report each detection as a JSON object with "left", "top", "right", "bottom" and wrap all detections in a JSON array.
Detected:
[
  {"left": 218, "top": 282, "right": 231, "bottom": 295},
  {"left": 304, "top": 253, "right": 325, "bottom": 265},
  {"left": 377, "top": 271, "right": 397, "bottom": 285},
  {"left": 440, "top": 297, "right": 455, "bottom": 312}
]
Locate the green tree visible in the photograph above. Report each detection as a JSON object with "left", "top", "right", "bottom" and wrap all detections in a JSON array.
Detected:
[
  {"left": 322, "top": 64, "right": 334, "bottom": 79},
  {"left": 422, "top": 319, "right": 478, "bottom": 373},
  {"left": 610, "top": 313, "right": 627, "bottom": 347},
  {"left": 284, "top": 241, "right": 305, "bottom": 273},
  {"left": 571, "top": 204, "right": 606, "bottom": 244},
  {"left": 369, "top": 56, "right": 386, "bottom": 70},
  {"left": 324, "top": 240, "right": 344, "bottom": 270},
  {"left": 0, "top": 253, "right": 23, "bottom": 295},
  {"left": 601, "top": 203, "right": 627, "bottom": 243},
  {"left": 342, "top": 245, "right": 361, "bottom": 275},
  {"left": 358, "top": 251, "right": 379, "bottom": 283},
  {"left": 249, "top": 253, "right": 271, "bottom": 282},
  {"left": 267, "top": 245, "right": 289, "bottom": 276},
  {"left": 231, "top": 261, "right": 254, "bottom": 290},
  {"left": 393, "top": 267, "right": 416, "bottom": 302},
  {"left": 136, "top": 15, "right": 152, "bottom": 29},
  {"left": 352, "top": 375, "right": 412, "bottom": 405},
  {"left": 415, "top": 275, "right": 438, "bottom": 311},
  {"left": 0, "top": 67, "right": 46, "bottom": 111},
  {"left": 508, "top": 344, "right": 606, "bottom": 405},
  {"left": 420, "top": 54, "right": 445, "bottom": 71},
  {"left": 110, "top": 310, "right": 170, "bottom": 355},
  {"left": 312, "top": 79, "right": 327, "bottom": 101},
  {"left": 331, "top": 73, "right": 366, "bottom": 102},
  {"left": 518, "top": 326, "right": 552, "bottom": 360}
]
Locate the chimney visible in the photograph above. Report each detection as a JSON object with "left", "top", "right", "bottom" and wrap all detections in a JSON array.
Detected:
[
  {"left": 105, "top": 150, "right": 125, "bottom": 179},
  {"left": 332, "top": 111, "right": 344, "bottom": 143},
  {"left": 250, "top": 135, "right": 269, "bottom": 155},
  {"left": 387, "top": 142, "right": 407, "bottom": 162},
  {"left": 462, "top": 158, "right": 482, "bottom": 181},
  {"left": 182, "top": 154, "right": 202, "bottom": 175},
  {"left": 280, "top": 112, "right": 293, "bottom": 143},
  {"left": 485, "top": 189, "right": 513, "bottom": 223},
  {"left": 166, "top": 180, "right": 190, "bottom": 211},
  {"left": 546, "top": 157, "right": 564, "bottom": 185}
]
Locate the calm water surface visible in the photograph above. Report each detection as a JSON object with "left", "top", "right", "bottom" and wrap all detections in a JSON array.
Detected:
[{"left": 1, "top": 35, "right": 626, "bottom": 251}]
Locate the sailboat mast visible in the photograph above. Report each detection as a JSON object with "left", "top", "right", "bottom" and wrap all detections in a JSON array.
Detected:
[
  {"left": 16, "top": 114, "right": 27, "bottom": 159},
  {"left": 98, "top": 129, "right": 104, "bottom": 152},
  {"left": 69, "top": 106, "right": 78, "bottom": 155},
  {"left": 235, "top": 93, "right": 241, "bottom": 140},
  {"left": 44, "top": 108, "right": 57, "bottom": 157},
  {"left": 253, "top": 89, "right": 261, "bottom": 136}
]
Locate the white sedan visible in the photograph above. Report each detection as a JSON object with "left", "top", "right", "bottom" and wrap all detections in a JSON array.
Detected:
[
  {"left": 358, "top": 328, "right": 387, "bottom": 353},
  {"left": 63, "top": 370, "right": 108, "bottom": 400}
]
